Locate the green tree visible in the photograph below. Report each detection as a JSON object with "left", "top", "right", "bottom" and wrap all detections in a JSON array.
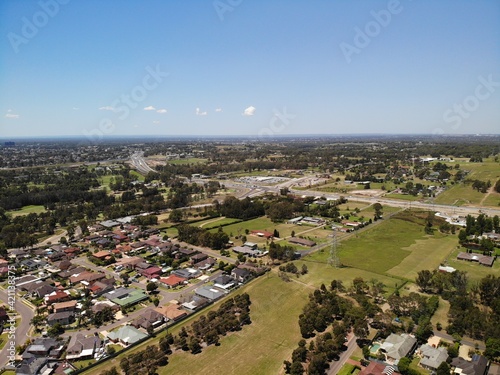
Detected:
[
  {"left": 436, "top": 361, "right": 451, "bottom": 375},
  {"left": 146, "top": 281, "right": 158, "bottom": 294}
]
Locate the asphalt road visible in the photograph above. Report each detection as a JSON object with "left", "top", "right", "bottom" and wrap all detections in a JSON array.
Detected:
[
  {"left": 327, "top": 332, "right": 358, "bottom": 375},
  {"left": 0, "top": 287, "right": 35, "bottom": 369}
]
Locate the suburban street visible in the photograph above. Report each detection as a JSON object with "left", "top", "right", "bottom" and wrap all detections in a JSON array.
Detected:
[
  {"left": 0, "top": 287, "right": 35, "bottom": 369},
  {"left": 327, "top": 332, "right": 358, "bottom": 375}
]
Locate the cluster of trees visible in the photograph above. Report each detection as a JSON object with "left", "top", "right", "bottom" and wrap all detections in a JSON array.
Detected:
[
  {"left": 268, "top": 242, "right": 299, "bottom": 261},
  {"left": 387, "top": 292, "right": 438, "bottom": 342},
  {"left": 279, "top": 262, "right": 308, "bottom": 276},
  {"left": 461, "top": 214, "right": 499, "bottom": 236},
  {"left": 415, "top": 270, "right": 500, "bottom": 349},
  {"left": 284, "top": 323, "right": 349, "bottom": 375},
  {"left": 216, "top": 196, "right": 265, "bottom": 220},
  {"left": 118, "top": 344, "right": 169, "bottom": 375},
  {"left": 288, "top": 279, "right": 385, "bottom": 375},
  {"left": 298, "top": 285, "right": 352, "bottom": 339},
  {"left": 0, "top": 168, "right": 102, "bottom": 210},
  {"left": 132, "top": 214, "right": 158, "bottom": 226},
  {"left": 468, "top": 179, "right": 492, "bottom": 193},
  {"left": 176, "top": 224, "right": 229, "bottom": 250},
  {"left": 173, "top": 293, "right": 251, "bottom": 353}
]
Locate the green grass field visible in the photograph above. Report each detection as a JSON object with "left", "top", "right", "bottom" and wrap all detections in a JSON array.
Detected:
[
  {"left": 434, "top": 183, "right": 486, "bottom": 206},
  {"left": 167, "top": 158, "right": 208, "bottom": 165},
  {"left": 7, "top": 205, "right": 46, "bottom": 217},
  {"left": 483, "top": 192, "right": 500, "bottom": 207},
  {"left": 333, "top": 216, "right": 428, "bottom": 276},
  {"left": 386, "top": 193, "right": 421, "bottom": 201},
  {"left": 430, "top": 298, "right": 450, "bottom": 327},
  {"left": 386, "top": 235, "right": 458, "bottom": 280},
  {"left": 435, "top": 159, "right": 500, "bottom": 206}
]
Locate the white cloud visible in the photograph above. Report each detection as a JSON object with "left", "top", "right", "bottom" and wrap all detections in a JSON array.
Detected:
[
  {"left": 133, "top": 124, "right": 139, "bottom": 128},
  {"left": 5, "top": 112, "right": 19, "bottom": 119},
  {"left": 72, "top": 107, "right": 79, "bottom": 110},
  {"left": 242, "top": 106, "right": 256, "bottom": 116},
  {"left": 156, "top": 109, "right": 167, "bottom": 114},
  {"left": 153, "top": 120, "right": 160, "bottom": 124},
  {"left": 144, "top": 105, "right": 156, "bottom": 111},
  {"left": 215, "top": 108, "right": 222, "bottom": 112},
  {"left": 99, "top": 106, "right": 115, "bottom": 111},
  {"left": 196, "top": 107, "right": 207, "bottom": 116}
]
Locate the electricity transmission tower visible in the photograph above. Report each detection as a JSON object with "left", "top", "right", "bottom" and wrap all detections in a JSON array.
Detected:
[{"left": 328, "top": 229, "right": 340, "bottom": 268}]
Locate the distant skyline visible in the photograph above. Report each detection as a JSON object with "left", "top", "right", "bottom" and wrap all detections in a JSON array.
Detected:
[{"left": 1, "top": 0, "right": 499, "bottom": 139}]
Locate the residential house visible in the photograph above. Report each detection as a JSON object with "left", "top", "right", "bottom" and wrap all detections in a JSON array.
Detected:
[
  {"left": 232, "top": 246, "right": 261, "bottom": 257},
  {"left": 47, "top": 251, "right": 66, "bottom": 263},
  {"left": 53, "top": 300, "right": 77, "bottom": 313},
  {"left": 91, "top": 301, "right": 120, "bottom": 314},
  {"left": 231, "top": 267, "right": 252, "bottom": 283},
  {"left": 288, "top": 237, "right": 316, "bottom": 247},
  {"left": 88, "top": 280, "right": 114, "bottom": 296},
  {"left": 107, "top": 325, "right": 148, "bottom": 346},
  {"left": 66, "top": 334, "right": 103, "bottom": 360},
  {"left": 140, "top": 265, "right": 162, "bottom": 280},
  {"left": 176, "top": 248, "right": 197, "bottom": 258},
  {"left": 190, "top": 253, "right": 208, "bottom": 265},
  {"left": 417, "top": 344, "right": 448, "bottom": 371},
  {"left": 69, "top": 270, "right": 106, "bottom": 285},
  {"left": 155, "top": 304, "right": 187, "bottom": 321},
  {"left": 359, "top": 362, "right": 400, "bottom": 375},
  {"left": 451, "top": 355, "right": 489, "bottom": 375},
  {"left": 21, "top": 337, "right": 64, "bottom": 359},
  {"left": 58, "top": 265, "right": 86, "bottom": 279},
  {"left": 213, "top": 275, "right": 235, "bottom": 290},
  {"left": 196, "top": 257, "right": 216, "bottom": 270},
  {"left": 131, "top": 308, "right": 164, "bottom": 330},
  {"left": 195, "top": 285, "right": 226, "bottom": 301},
  {"left": 103, "top": 287, "right": 148, "bottom": 307},
  {"left": 20, "top": 258, "right": 47, "bottom": 271},
  {"left": 92, "top": 250, "right": 112, "bottom": 260},
  {"left": 379, "top": 333, "right": 418, "bottom": 365},
  {"left": 250, "top": 230, "right": 274, "bottom": 239},
  {"left": 457, "top": 252, "right": 495, "bottom": 267},
  {"left": 159, "top": 274, "right": 187, "bottom": 288},
  {"left": 116, "top": 256, "right": 143, "bottom": 269},
  {"left": 172, "top": 268, "right": 201, "bottom": 279},
  {"left": 47, "top": 311, "right": 74, "bottom": 326},
  {"left": 45, "top": 291, "right": 71, "bottom": 305},
  {"left": 0, "top": 258, "right": 9, "bottom": 268}
]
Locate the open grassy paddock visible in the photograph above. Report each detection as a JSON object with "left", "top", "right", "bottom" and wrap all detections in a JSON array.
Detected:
[
  {"left": 436, "top": 158, "right": 500, "bottom": 206},
  {"left": 7, "top": 204, "right": 46, "bottom": 217},
  {"left": 386, "top": 234, "right": 458, "bottom": 280}
]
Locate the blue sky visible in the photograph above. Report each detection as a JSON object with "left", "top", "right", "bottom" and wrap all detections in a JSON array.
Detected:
[{"left": 1, "top": 0, "right": 499, "bottom": 138}]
